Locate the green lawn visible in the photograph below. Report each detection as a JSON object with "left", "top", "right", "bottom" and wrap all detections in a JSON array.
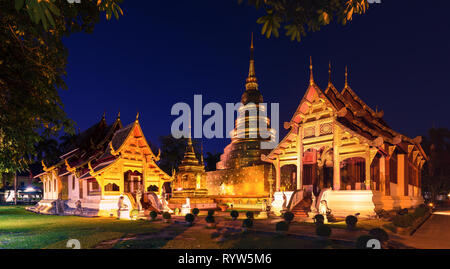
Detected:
[{"left": 0, "top": 206, "right": 351, "bottom": 249}]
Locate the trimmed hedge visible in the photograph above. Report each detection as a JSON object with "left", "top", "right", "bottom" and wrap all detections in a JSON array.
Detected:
[
  {"left": 192, "top": 208, "right": 200, "bottom": 216},
  {"left": 185, "top": 213, "right": 195, "bottom": 223},
  {"left": 314, "top": 214, "right": 324, "bottom": 224},
  {"left": 392, "top": 213, "right": 414, "bottom": 227},
  {"left": 149, "top": 210, "right": 158, "bottom": 220},
  {"left": 345, "top": 215, "right": 358, "bottom": 229},
  {"left": 230, "top": 210, "right": 239, "bottom": 220},
  {"left": 283, "top": 211, "right": 295, "bottom": 223},
  {"left": 246, "top": 211, "right": 254, "bottom": 219},
  {"left": 162, "top": 212, "right": 171, "bottom": 220}
]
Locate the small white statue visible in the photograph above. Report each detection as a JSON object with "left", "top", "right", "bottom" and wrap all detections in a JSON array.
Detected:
[
  {"left": 319, "top": 200, "right": 328, "bottom": 215},
  {"left": 136, "top": 189, "right": 142, "bottom": 211}
]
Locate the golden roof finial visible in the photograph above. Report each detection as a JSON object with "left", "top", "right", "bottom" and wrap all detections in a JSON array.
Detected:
[
  {"left": 135, "top": 111, "right": 139, "bottom": 121},
  {"left": 309, "top": 56, "right": 314, "bottom": 85},
  {"left": 117, "top": 110, "right": 120, "bottom": 119},
  {"left": 102, "top": 111, "right": 106, "bottom": 120},
  {"left": 345, "top": 66, "right": 349, "bottom": 87},
  {"left": 328, "top": 60, "right": 332, "bottom": 85}
]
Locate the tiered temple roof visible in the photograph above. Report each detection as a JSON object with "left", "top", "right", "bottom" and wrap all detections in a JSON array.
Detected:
[{"left": 266, "top": 59, "right": 427, "bottom": 161}]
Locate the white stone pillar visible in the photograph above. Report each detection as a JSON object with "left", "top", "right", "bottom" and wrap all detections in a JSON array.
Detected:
[
  {"left": 333, "top": 124, "right": 340, "bottom": 190},
  {"left": 275, "top": 159, "right": 281, "bottom": 192},
  {"left": 365, "top": 152, "right": 371, "bottom": 190}
]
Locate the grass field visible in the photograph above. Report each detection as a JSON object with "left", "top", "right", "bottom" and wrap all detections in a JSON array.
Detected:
[{"left": 0, "top": 206, "right": 352, "bottom": 249}]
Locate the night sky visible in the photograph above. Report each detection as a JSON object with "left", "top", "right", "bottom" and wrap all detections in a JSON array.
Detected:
[{"left": 62, "top": 0, "right": 450, "bottom": 155}]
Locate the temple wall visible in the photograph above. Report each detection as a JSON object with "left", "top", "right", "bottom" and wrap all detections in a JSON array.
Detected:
[{"left": 205, "top": 164, "right": 272, "bottom": 197}]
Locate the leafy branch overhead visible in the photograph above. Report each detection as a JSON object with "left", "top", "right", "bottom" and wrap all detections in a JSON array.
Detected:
[
  {"left": 1, "top": 1, "right": 124, "bottom": 173},
  {"left": 240, "top": 0, "right": 370, "bottom": 42},
  {"left": 14, "top": 0, "right": 124, "bottom": 30}
]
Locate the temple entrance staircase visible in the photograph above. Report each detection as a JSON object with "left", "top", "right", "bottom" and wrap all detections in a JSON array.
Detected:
[
  {"left": 287, "top": 190, "right": 312, "bottom": 219},
  {"left": 290, "top": 197, "right": 312, "bottom": 218}
]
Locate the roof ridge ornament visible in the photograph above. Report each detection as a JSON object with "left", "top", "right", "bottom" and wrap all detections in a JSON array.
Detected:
[
  {"left": 345, "top": 65, "right": 349, "bottom": 87},
  {"left": 135, "top": 111, "right": 139, "bottom": 122},
  {"left": 328, "top": 60, "right": 332, "bottom": 85},
  {"left": 309, "top": 56, "right": 314, "bottom": 86}
]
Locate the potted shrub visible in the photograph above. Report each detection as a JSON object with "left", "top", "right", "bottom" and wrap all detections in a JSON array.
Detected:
[
  {"left": 283, "top": 211, "right": 295, "bottom": 223},
  {"left": 219, "top": 204, "right": 229, "bottom": 212},
  {"left": 276, "top": 221, "right": 289, "bottom": 235},
  {"left": 230, "top": 210, "right": 239, "bottom": 221},
  {"left": 149, "top": 210, "right": 158, "bottom": 221},
  {"left": 314, "top": 214, "right": 325, "bottom": 225},
  {"left": 316, "top": 224, "right": 332, "bottom": 240},
  {"left": 185, "top": 213, "right": 195, "bottom": 226},
  {"left": 162, "top": 212, "right": 171, "bottom": 223},
  {"left": 345, "top": 215, "right": 358, "bottom": 230},
  {"left": 205, "top": 215, "right": 216, "bottom": 228},
  {"left": 246, "top": 211, "right": 254, "bottom": 220},
  {"left": 192, "top": 208, "right": 200, "bottom": 216},
  {"left": 130, "top": 209, "right": 139, "bottom": 220}
]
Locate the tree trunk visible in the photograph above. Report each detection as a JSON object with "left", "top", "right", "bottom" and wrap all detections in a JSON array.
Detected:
[{"left": 14, "top": 172, "right": 17, "bottom": 205}]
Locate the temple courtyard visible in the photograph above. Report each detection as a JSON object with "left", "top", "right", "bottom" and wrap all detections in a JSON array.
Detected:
[{"left": 1, "top": 205, "right": 448, "bottom": 249}]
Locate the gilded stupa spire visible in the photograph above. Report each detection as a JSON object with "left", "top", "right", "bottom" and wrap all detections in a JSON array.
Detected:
[{"left": 245, "top": 32, "right": 258, "bottom": 91}]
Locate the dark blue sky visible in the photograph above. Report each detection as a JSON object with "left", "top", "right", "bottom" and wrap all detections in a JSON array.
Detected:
[{"left": 62, "top": 0, "right": 450, "bottom": 154}]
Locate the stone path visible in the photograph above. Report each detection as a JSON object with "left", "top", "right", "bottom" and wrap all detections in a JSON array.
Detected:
[{"left": 395, "top": 208, "right": 450, "bottom": 249}]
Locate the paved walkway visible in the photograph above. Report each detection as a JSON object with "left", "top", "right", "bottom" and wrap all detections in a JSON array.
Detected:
[{"left": 397, "top": 208, "right": 450, "bottom": 249}]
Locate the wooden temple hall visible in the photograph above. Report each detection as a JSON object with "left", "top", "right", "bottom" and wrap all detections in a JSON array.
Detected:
[{"left": 263, "top": 59, "right": 427, "bottom": 217}]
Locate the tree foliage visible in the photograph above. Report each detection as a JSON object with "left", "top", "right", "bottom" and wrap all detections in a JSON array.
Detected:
[
  {"left": 0, "top": 0, "right": 123, "bottom": 173},
  {"left": 239, "top": 0, "right": 370, "bottom": 42},
  {"left": 421, "top": 128, "right": 450, "bottom": 199}
]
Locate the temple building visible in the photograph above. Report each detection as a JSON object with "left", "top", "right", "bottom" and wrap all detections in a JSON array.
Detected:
[
  {"left": 205, "top": 36, "right": 276, "bottom": 208},
  {"left": 263, "top": 60, "right": 427, "bottom": 217},
  {"left": 30, "top": 113, "right": 173, "bottom": 218}
]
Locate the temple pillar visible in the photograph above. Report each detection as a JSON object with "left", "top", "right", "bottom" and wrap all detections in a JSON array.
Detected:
[
  {"left": 379, "top": 156, "right": 386, "bottom": 195},
  {"left": 397, "top": 154, "right": 407, "bottom": 196},
  {"left": 365, "top": 151, "right": 371, "bottom": 190},
  {"left": 296, "top": 126, "right": 303, "bottom": 190},
  {"left": 332, "top": 124, "right": 340, "bottom": 190},
  {"left": 275, "top": 158, "right": 281, "bottom": 192}
]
